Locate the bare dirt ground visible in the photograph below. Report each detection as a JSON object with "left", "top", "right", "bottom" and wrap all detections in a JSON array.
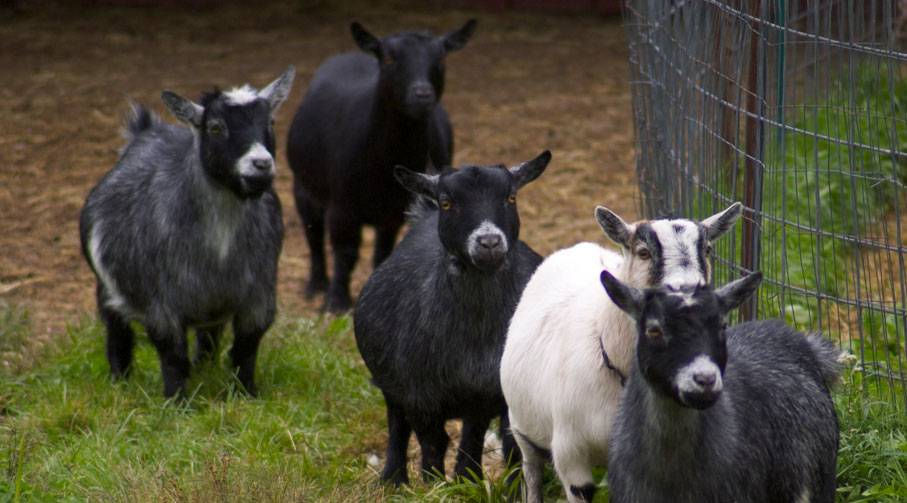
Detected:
[{"left": 0, "top": 1, "right": 637, "bottom": 338}]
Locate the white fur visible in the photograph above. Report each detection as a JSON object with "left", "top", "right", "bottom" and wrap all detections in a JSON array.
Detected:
[
  {"left": 467, "top": 220, "right": 508, "bottom": 257},
  {"left": 501, "top": 242, "right": 630, "bottom": 503},
  {"left": 236, "top": 142, "right": 274, "bottom": 178},
  {"left": 224, "top": 84, "right": 259, "bottom": 106},
  {"left": 674, "top": 354, "right": 723, "bottom": 396},
  {"left": 650, "top": 219, "right": 707, "bottom": 287},
  {"left": 87, "top": 226, "right": 135, "bottom": 319}
]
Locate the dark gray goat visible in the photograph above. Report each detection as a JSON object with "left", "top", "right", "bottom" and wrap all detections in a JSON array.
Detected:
[
  {"left": 601, "top": 270, "right": 840, "bottom": 503},
  {"left": 79, "top": 67, "right": 295, "bottom": 398},
  {"left": 354, "top": 151, "right": 551, "bottom": 485}
]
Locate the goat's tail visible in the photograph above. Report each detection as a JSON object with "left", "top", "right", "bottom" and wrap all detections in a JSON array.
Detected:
[
  {"left": 122, "top": 101, "right": 160, "bottom": 142},
  {"left": 805, "top": 333, "right": 844, "bottom": 390}
]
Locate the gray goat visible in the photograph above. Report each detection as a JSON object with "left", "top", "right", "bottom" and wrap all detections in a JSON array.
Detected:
[
  {"left": 601, "top": 270, "right": 840, "bottom": 503},
  {"left": 79, "top": 67, "right": 295, "bottom": 398}
]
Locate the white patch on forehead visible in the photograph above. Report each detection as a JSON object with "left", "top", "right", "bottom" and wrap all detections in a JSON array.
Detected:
[
  {"left": 667, "top": 289, "right": 698, "bottom": 307},
  {"left": 675, "top": 354, "right": 723, "bottom": 395},
  {"left": 467, "top": 220, "right": 508, "bottom": 257},
  {"left": 224, "top": 85, "right": 259, "bottom": 106},
  {"left": 650, "top": 219, "right": 706, "bottom": 288},
  {"left": 236, "top": 142, "right": 274, "bottom": 178}
]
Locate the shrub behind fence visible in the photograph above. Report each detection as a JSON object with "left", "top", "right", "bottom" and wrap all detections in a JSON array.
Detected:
[{"left": 623, "top": 0, "right": 907, "bottom": 418}]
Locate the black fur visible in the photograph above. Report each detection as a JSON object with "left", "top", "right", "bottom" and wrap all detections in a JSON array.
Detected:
[
  {"left": 286, "top": 20, "right": 476, "bottom": 312},
  {"left": 354, "top": 152, "right": 549, "bottom": 484}
]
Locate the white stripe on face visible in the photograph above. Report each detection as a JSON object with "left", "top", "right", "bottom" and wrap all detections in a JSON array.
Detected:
[
  {"left": 674, "top": 354, "right": 723, "bottom": 395},
  {"left": 651, "top": 219, "right": 706, "bottom": 288},
  {"left": 236, "top": 142, "right": 274, "bottom": 178}
]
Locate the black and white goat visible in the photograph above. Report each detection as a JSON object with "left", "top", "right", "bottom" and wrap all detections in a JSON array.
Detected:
[
  {"left": 354, "top": 151, "right": 551, "bottom": 485},
  {"left": 500, "top": 203, "right": 742, "bottom": 503},
  {"left": 79, "top": 67, "right": 295, "bottom": 398},
  {"left": 601, "top": 271, "right": 840, "bottom": 503}
]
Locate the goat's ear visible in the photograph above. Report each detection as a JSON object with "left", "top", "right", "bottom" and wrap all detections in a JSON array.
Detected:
[
  {"left": 161, "top": 91, "right": 204, "bottom": 129},
  {"left": 701, "top": 202, "right": 743, "bottom": 241},
  {"left": 715, "top": 271, "right": 763, "bottom": 313},
  {"left": 509, "top": 150, "right": 551, "bottom": 190},
  {"left": 259, "top": 65, "right": 295, "bottom": 113},
  {"left": 595, "top": 207, "right": 635, "bottom": 249},
  {"left": 394, "top": 165, "right": 440, "bottom": 202},
  {"left": 601, "top": 270, "right": 645, "bottom": 319},
  {"left": 442, "top": 19, "right": 477, "bottom": 53},
  {"left": 351, "top": 22, "right": 382, "bottom": 58}
]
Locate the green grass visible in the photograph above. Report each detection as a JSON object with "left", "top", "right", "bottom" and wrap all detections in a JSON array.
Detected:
[{"left": 1, "top": 303, "right": 905, "bottom": 502}]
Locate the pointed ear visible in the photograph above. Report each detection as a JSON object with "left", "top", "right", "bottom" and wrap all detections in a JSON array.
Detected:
[
  {"left": 351, "top": 22, "right": 382, "bottom": 58},
  {"left": 442, "top": 19, "right": 477, "bottom": 53},
  {"left": 393, "top": 165, "right": 440, "bottom": 202},
  {"left": 509, "top": 150, "right": 550, "bottom": 190},
  {"left": 595, "top": 206, "right": 635, "bottom": 249},
  {"left": 715, "top": 271, "right": 763, "bottom": 313},
  {"left": 701, "top": 202, "right": 743, "bottom": 241},
  {"left": 161, "top": 90, "right": 204, "bottom": 128},
  {"left": 601, "top": 270, "right": 645, "bottom": 319},
  {"left": 258, "top": 65, "right": 295, "bottom": 113}
]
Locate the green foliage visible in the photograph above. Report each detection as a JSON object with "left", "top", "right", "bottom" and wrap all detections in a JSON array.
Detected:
[
  {"left": 835, "top": 364, "right": 907, "bottom": 502},
  {"left": 1, "top": 303, "right": 906, "bottom": 502},
  {"left": 756, "top": 65, "right": 907, "bottom": 364}
]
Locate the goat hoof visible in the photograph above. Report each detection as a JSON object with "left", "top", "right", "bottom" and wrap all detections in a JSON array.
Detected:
[
  {"left": 304, "top": 277, "right": 328, "bottom": 299},
  {"left": 322, "top": 295, "right": 352, "bottom": 313}
]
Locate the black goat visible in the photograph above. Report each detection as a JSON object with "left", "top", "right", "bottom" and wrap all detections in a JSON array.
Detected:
[
  {"left": 354, "top": 151, "right": 551, "bottom": 484},
  {"left": 286, "top": 20, "right": 476, "bottom": 312},
  {"left": 79, "top": 67, "right": 295, "bottom": 398},
  {"left": 601, "top": 271, "right": 841, "bottom": 503}
]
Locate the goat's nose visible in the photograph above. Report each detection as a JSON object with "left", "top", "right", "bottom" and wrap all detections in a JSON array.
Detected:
[
  {"left": 478, "top": 234, "right": 502, "bottom": 250},
  {"left": 411, "top": 84, "right": 434, "bottom": 100},
  {"left": 252, "top": 158, "right": 273, "bottom": 171},
  {"left": 693, "top": 372, "right": 717, "bottom": 388}
]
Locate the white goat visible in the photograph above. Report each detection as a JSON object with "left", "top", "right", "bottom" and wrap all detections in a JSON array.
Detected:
[{"left": 500, "top": 202, "right": 742, "bottom": 503}]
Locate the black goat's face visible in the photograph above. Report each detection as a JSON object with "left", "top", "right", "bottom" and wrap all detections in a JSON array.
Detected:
[
  {"left": 395, "top": 150, "right": 551, "bottom": 273},
  {"left": 351, "top": 20, "right": 475, "bottom": 120},
  {"left": 600, "top": 271, "right": 763, "bottom": 410},
  {"left": 161, "top": 67, "right": 295, "bottom": 198}
]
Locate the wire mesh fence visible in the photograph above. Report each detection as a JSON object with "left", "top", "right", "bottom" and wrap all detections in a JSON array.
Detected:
[{"left": 623, "top": 0, "right": 907, "bottom": 419}]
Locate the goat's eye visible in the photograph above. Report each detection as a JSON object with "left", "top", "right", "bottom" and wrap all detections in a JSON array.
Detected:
[
  {"left": 508, "top": 194, "right": 517, "bottom": 204},
  {"left": 648, "top": 326, "right": 662, "bottom": 338},
  {"left": 706, "top": 244, "right": 713, "bottom": 256},
  {"left": 384, "top": 52, "right": 394, "bottom": 66},
  {"left": 208, "top": 123, "right": 224, "bottom": 135},
  {"left": 440, "top": 200, "right": 452, "bottom": 211},
  {"left": 638, "top": 248, "right": 651, "bottom": 260}
]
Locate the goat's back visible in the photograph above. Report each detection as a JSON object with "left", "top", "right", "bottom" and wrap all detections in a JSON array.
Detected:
[{"left": 80, "top": 109, "right": 283, "bottom": 327}]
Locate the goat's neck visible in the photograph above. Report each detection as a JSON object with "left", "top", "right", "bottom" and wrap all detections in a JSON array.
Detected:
[
  {"left": 185, "top": 143, "right": 246, "bottom": 260},
  {"left": 369, "top": 98, "right": 431, "bottom": 149},
  {"left": 629, "top": 369, "right": 727, "bottom": 465}
]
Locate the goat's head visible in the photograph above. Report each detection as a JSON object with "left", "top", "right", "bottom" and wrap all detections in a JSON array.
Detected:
[
  {"left": 351, "top": 20, "right": 475, "bottom": 119},
  {"left": 594, "top": 203, "right": 743, "bottom": 289},
  {"left": 394, "top": 150, "right": 550, "bottom": 273},
  {"left": 601, "top": 270, "right": 762, "bottom": 409},
  {"left": 161, "top": 66, "right": 295, "bottom": 198}
]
